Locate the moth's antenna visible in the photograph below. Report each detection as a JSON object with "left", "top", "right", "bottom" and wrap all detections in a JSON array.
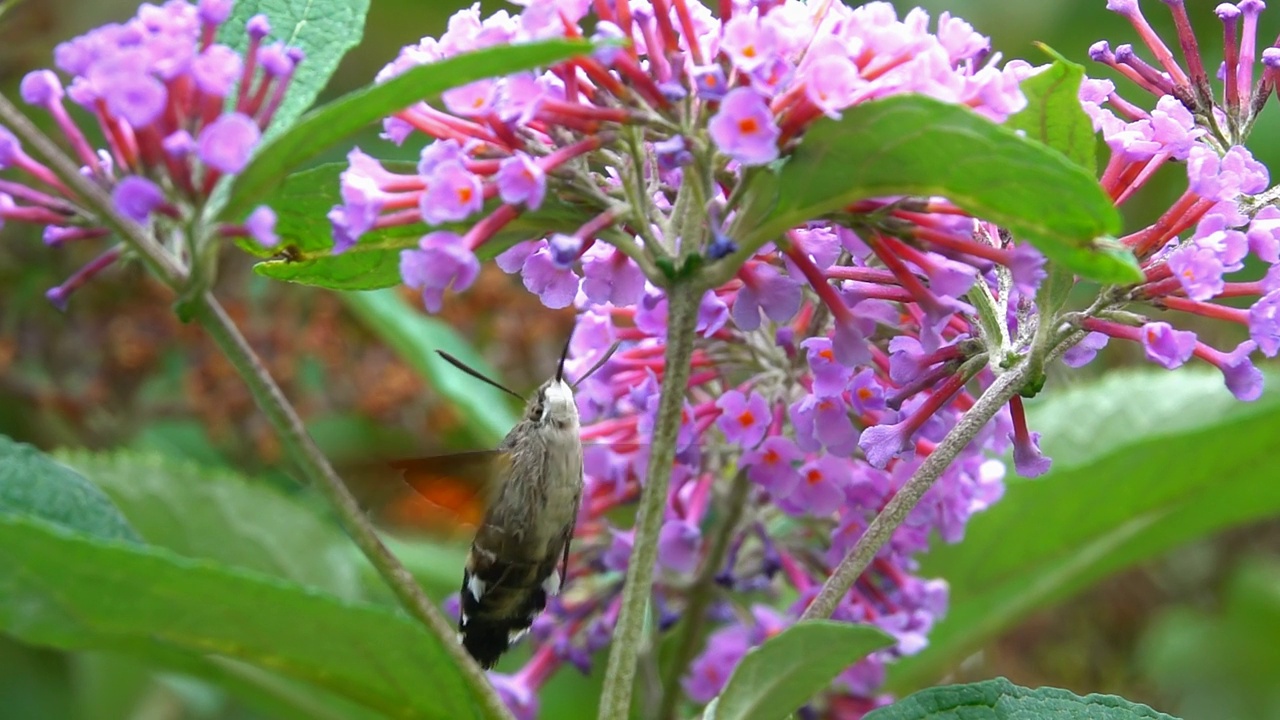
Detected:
[
  {"left": 435, "top": 351, "right": 523, "bottom": 400},
  {"left": 556, "top": 331, "right": 573, "bottom": 383},
  {"left": 572, "top": 341, "right": 621, "bottom": 389}
]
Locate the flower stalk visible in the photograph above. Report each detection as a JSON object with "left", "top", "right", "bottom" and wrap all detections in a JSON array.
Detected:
[
  {"left": 598, "top": 278, "right": 702, "bottom": 720},
  {"left": 801, "top": 358, "right": 1028, "bottom": 622}
]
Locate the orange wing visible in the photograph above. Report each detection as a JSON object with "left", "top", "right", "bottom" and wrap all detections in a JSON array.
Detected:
[{"left": 344, "top": 451, "right": 507, "bottom": 539}]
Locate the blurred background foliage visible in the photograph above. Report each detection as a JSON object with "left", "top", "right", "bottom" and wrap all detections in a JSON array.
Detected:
[{"left": 2, "top": 1, "right": 1279, "bottom": 719}]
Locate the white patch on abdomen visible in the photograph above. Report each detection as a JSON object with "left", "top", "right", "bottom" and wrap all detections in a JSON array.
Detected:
[{"left": 542, "top": 570, "right": 561, "bottom": 596}]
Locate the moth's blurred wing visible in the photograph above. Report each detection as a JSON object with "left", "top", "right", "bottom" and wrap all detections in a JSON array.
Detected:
[{"left": 345, "top": 451, "right": 510, "bottom": 538}]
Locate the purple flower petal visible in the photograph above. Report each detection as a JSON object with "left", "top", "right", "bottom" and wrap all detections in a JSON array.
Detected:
[
  {"left": 715, "top": 390, "right": 770, "bottom": 448},
  {"left": 1139, "top": 321, "right": 1196, "bottom": 369},
  {"left": 420, "top": 160, "right": 483, "bottom": 225},
  {"left": 708, "top": 87, "right": 780, "bottom": 166},
  {"left": 1062, "top": 331, "right": 1109, "bottom": 368},
  {"left": 400, "top": 230, "right": 480, "bottom": 312},
  {"left": 197, "top": 112, "right": 261, "bottom": 174},
  {"left": 245, "top": 205, "right": 278, "bottom": 247},
  {"left": 496, "top": 152, "right": 547, "bottom": 209},
  {"left": 112, "top": 176, "right": 165, "bottom": 222},
  {"left": 657, "top": 519, "right": 702, "bottom": 573},
  {"left": 1010, "top": 430, "right": 1052, "bottom": 478}
]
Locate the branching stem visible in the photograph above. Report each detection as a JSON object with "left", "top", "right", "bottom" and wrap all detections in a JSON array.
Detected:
[{"left": 799, "top": 361, "right": 1030, "bottom": 621}]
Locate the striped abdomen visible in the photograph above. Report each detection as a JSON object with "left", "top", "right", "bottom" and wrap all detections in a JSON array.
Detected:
[{"left": 458, "top": 534, "right": 568, "bottom": 668}]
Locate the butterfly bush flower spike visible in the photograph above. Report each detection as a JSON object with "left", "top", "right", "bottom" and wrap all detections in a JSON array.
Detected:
[
  {"left": 1078, "top": 0, "right": 1278, "bottom": 397},
  {"left": 1, "top": 0, "right": 299, "bottom": 307},
  {"left": 328, "top": 0, "right": 1280, "bottom": 716}
]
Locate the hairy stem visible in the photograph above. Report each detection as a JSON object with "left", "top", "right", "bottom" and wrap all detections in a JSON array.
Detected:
[
  {"left": 657, "top": 469, "right": 751, "bottom": 720},
  {"left": 598, "top": 280, "right": 701, "bottom": 720},
  {"left": 0, "top": 92, "right": 515, "bottom": 720},
  {"left": 800, "top": 361, "right": 1030, "bottom": 621}
]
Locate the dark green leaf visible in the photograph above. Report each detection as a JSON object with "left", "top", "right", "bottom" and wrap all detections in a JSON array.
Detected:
[
  {"left": 0, "top": 434, "right": 138, "bottom": 543},
  {"left": 56, "top": 450, "right": 362, "bottom": 599},
  {"left": 72, "top": 650, "right": 387, "bottom": 720},
  {"left": 222, "top": 39, "right": 592, "bottom": 220},
  {"left": 888, "top": 369, "right": 1280, "bottom": 692},
  {"left": 729, "top": 95, "right": 1136, "bottom": 284},
  {"left": 0, "top": 638, "right": 74, "bottom": 720},
  {"left": 243, "top": 163, "right": 592, "bottom": 290},
  {"left": 1006, "top": 46, "right": 1097, "bottom": 174},
  {"left": 0, "top": 514, "right": 491, "bottom": 720},
  {"left": 708, "top": 621, "right": 893, "bottom": 720},
  {"left": 865, "top": 678, "right": 1180, "bottom": 720},
  {"left": 341, "top": 289, "right": 519, "bottom": 444},
  {"left": 1035, "top": 264, "right": 1077, "bottom": 322},
  {"left": 1036, "top": 236, "right": 1143, "bottom": 286},
  {"left": 217, "top": 0, "right": 370, "bottom": 140},
  {"left": 1138, "top": 557, "right": 1280, "bottom": 720}
]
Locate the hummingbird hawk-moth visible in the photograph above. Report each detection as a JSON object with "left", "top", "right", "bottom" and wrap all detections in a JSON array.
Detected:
[{"left": 363, "top": 337, "right": 618, "bottom": 669}]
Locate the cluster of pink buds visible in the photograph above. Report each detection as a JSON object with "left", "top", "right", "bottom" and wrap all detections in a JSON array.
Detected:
[
  {"left": 1072, "top": 0, "right": 1280, "bottom": 391},
  {"left": 0, "top": 0, "right": 299, "bottom": 308}
]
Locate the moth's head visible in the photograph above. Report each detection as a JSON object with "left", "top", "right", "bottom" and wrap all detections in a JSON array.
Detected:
[{"left": 527, "top": 378, "right": 578, "bottom": 430}]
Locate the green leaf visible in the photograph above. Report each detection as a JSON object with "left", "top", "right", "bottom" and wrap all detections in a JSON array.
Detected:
[
  {"left": 242, "top": 163, "right": 592, "bottom": 290},
  {"left": 0, "top": 514, "right": 492, "bottom": 720},
  {"left": 341, "top": 289, "right": 519, "bottom": 444},
  {"left": 217, "top": 0, "right": 370, "bottom": 140},
  {"left": 1035, "top": 263, "right": 1077, "bottom": 322},
  {"left": 729, "top": 95, "right": 1137, "bottom": 285},
  {"left": 0, "top": 434, "right": 138, "bottom": 543},
  {"left": 708, "top": 621, "right": 893, "bottom": 720},
  {"left": 222, "top": 39, "right": 593, "bottom": 220},
  {"left": 888, "top": 369, "right": 1280, "bottom": 692},
  {"left": 55, "top": 450, "right": 362, "bottom": 600},
  {"left": 1138, "top": 557, "right": 1280, "bottom": 720},
  {"left": 1006, "top": 45, "right": 1097, "bottom": 174},
  {"left": 865, "top": 678, "right": 1180, "bottom": 720}
]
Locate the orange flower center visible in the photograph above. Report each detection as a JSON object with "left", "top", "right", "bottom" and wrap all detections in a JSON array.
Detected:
[
  {"left": 737, "top": 410, "right": 755, "bottom": 427},
  {"left": 806, "top": 469, "right": 823, "bottom": 485},
  {"left": 457, "top": 186, "right": 473, "bottom": 203},
  {"left": 737, "top": 117, "right": 760, "bottom": 134},
  {"left": 763, "top": 449, "right": 780, "bottom": 464}
]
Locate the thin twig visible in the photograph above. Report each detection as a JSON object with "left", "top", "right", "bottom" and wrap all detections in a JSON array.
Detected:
[
  {"left": 800, "top": 361, "right": 1031, "bottom": 621},
  {"left": 598, "top": 280, "right": 701, "bottom": 720},
  {"left": 0, "top": 91, "right": 515, "bottom": 720},
  {"left": 657, "top": 469, "right": 751, "bottom": 720}
]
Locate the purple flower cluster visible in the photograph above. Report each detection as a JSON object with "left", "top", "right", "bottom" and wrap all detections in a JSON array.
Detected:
[
  {"left": 333, "top": 0, "right": 1277, "bottom": 717},
  {"left": 334, "top": 0, "right": 1069, "bottom": 715},
  {"left": 0, "top": 0, "right": 298, "bottom": 308},
  {"left": 1075, "top": 0, "right": 1279, "bottom": 397}
]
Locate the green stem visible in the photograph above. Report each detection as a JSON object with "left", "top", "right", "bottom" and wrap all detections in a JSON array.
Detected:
[
  {"left": 657, "top": 470, "right": 751, "bottom": 720},
  {"left": 0, "top": 92, "right": 515, "bottom": 720},
  {"left": 598, "top": 280, "right": 701, "bottom": 720},
  {"left": 800, "top": 360, "right": 1030, "bottom": 621}
]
